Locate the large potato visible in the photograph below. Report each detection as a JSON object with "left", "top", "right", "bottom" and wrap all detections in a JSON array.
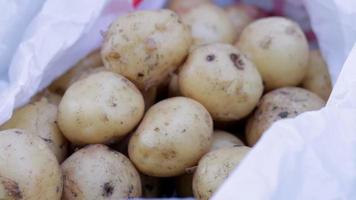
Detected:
[
  {"left": 193, "top": 146, "right": 250, "bottom": 200},
  {"left": 101, "top": 10, "right": 192, "bottom": 90},
  {"left": 179, "top": 43, "right": 263, "bottom": 121},
  {"left": 129, "top": 97, "right": 213, "bottom": 177},
  {"left": 0, "top": 129, "right": 62, "bottom": 200},
  {"left": 61, "top": 144, "right": 141, "bottom": 199},
  {"left": 168, "top": 0, "right": 211, "bottom": 15},
  {"left": 225, "top": 3, "right": 262, "bottom": 38},
  {"left": 181, "top": 4, "right": 236, "bottom": 46},
  {"left": 302, "top": 50, "right": 332, "bottom": 100},
  {"left": 237, "top": 17, "right": 309, "bottom": 90},
  {"left": 0, "top": 98, "right": 67, "bottom": 162},
  {"left": 210, "top": 130, "right": 244, "bottom": 151},
  {"left": 246, "top": 87, "right": 325, "bottom": 146},
  {"left": 58, "top": 71, "right": 144, "bottom": 145},
  {"left": 49, "top": 49, "right": 102, "bottom": 94}
]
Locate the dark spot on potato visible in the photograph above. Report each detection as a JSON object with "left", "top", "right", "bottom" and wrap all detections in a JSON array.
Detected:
[
  {"left": 40, "top": 137, "right": 53, "bottom": 144},
  {"left": 182, "top": 129, "right": 186, "bottom": 133},
  {"left": 120, "top": 121, "right": 124, "bottom": 125},
  {"left": 206, "top": 54, "right": 215, "bottom": 62},
  {"left": 107, "top": 52, "right": 120, "bottom": 60},
  {"left": 1, "top": 177, "right": 22, "bottom": 199},
  {"left": 233, "top": 144, "right": 244, "bottom": 147},
  {"left": 164, "top": 122, "right": 169, "bottom": 126},
  {"left": 14, "top": 130, "right": 22, "bottom": 134},
  {"left": 137, "top": 73, "right": 144, "bottom": 78},
  {"left": 278, "top": 111, "right": 289, "bottom": 118},
  {"left": 56, "top": 186, "right": 60, "bottom": 193},
  {"left": 260, "top": 36, "right": 272, "bottom": 49},
  {"left": 177, "top": 19, "right": 182, "bottom": 24},
  {"left": 272, "top": 106, "right": 278, "bottom": 111},
  {"left": 119, "top": 29, "right": 124, "bottom": 33},
  {"left": 230, "top": 53, "right": 244, "bottom": 70},
  {"left": 102, "top": 182, "right": 114, "bottom": 197},
  {"left": 154, "top": 127, "right": 160, "bottom": 132},
  {"left": 161, "top": 149, "right": 176, "bottom": 159}
]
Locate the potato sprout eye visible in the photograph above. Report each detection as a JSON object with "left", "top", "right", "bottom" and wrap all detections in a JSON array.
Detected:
[{"left": 206, "top": 54, "right": 215, "bottom": 61}]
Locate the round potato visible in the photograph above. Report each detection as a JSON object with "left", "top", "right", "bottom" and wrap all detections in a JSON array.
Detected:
[
  {"left": 129, "top": 97, "right": 213, "bottom": 177},
  {"left": 61, "top": 144, "right": 141, "bottom": 199},
  {"left": 49, "top": 49, "right": 102, "bottom": 95},
  {"left": 210, "top": 130, "right": 244, "bottom": 151},
  {"left": 168, "top": 73, "right": 181, "bottom": 97},
  {"left": 302, "top": 50, "right": 332, "bottom": 101},
  {"left": 0, "top": 98, "right": 67, "bottom": 162},
  {"left": 237, "top": 17, "right": 309, "bottom": 90},
  {"left": 225, "top": 3, "right": 262, "bottom": 38},
  {"left": 181, "top": 4, "right": 236, "bottom": 46},
  {"left": 246, "top": 87, "right": 325, "bottom": 146},
  {"left": 179, "top": 43, "right": 263, "bottom": 121},
  {"left": 0, "top": 129, "right": 62, "bottom": 200},
  {"left": 193, "top": 146, "right": 250, "bottom": 200},
  {"left": 101, "top": 10, "right": 192, "bottom": 90},
  {"left": 168, "top": 0, "right": 211, "bottom": 15},
  {"left": 58, "top": 71, "right": 145, "bottom": 145}
]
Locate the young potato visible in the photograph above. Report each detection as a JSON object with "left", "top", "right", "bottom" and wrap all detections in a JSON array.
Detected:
[
  {"left": 179, "top": 43, "right": 263, "bottom": 121},
  {"left": 167, "top": 0, "right": 211, "bottom": 15},
  {"left": 302, "top": 50, "right": 332, "bottom": 101},
  {"left": 210, "top": 130, "right": 244, "bottom": 151},
  {"left": 101, "top": 10, "right": 192, "bottom": 90},
  {"left": 0, "top": 129, "right": 62, "bottom": 200},
  {"left": 168, "top": 73, "right": 182, "bottom": 97},
  {"left": 0, "top": 98, "right": 67, "bottom": 162},
  {"left": 181, "top": 4, "right": 236, "bottom": 46},
  {"left": 129, "top": 97, "right": 213, "bottom": 177},
  {"left": 58, "top": 71, "right": 145, "bottom": 145},
  {"left": 237, "top": 17, "right": 309, "bottom": 90},
  {"left": 49, "top": 49, "right": 102, "bottom": 94},
  {"left": 246, "top": 87, "right": 325, "bottom": 146},
  {"left": 225, "top": 3, "right": 262, "bottom": 38},
  {"left": 61, "top": 144, "right": 141, "bottom": 199},
  {"left": 193, "top": 146, "right": 251, "bottom": 200}
]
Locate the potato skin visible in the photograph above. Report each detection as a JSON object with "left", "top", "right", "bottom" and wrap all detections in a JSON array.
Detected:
[
  {"left": 168, "top": 0, "right": 211, "bottom": 15},
  {"left": 179, "top": 43, "right": 263, "bottom": 121},
  {"left": 128, "top": 97, "right": 213, "bottom": 177},
  {"left": 237, "top": 17, "right": 309, "bottom": 90},
  {"left": 193, "top": 146, "right": 250, "bottom": 200},
  {"left": 302, "top": 50, "right": 332, "bottom": 101},
  {"left": 0, "top": 129, "right": 62, "bottom": 200},
  {"left": 58, "top": 71, "right": 144, "bottom": 145},
  {"left": 246, "top": 87, "right": 325, "bottom": 146},
  {"left": 61, "top": 144, "right": 141, "bottom": 200},
  {"left": 101, "top": 9, "right": 192, "bottom": 90},
  {"left": 181, "top": 4, "right": 236, "bottom": 46},
  {"left": 210, "top": 130, "right": 244, "bottom": 151},
  {"left": 49, "top": 49, "right": 102, "bottom": 95},
  {"left": 0, "top": 98, "right": 67, "bottom": 162}
]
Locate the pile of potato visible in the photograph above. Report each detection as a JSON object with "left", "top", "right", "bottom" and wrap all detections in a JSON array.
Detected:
[{"left": 0, "top": 0, "right": 332, "bottom": 199}]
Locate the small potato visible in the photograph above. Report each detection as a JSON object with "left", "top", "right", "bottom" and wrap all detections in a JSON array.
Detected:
[
  {"left": 129, "top": 97, "right": 213, "bottom": 177},
  {"left": 0, "top": 129, "right": 62, "bottom": 200},
  {"left": 49, "top": 49, "right": 102, "bottom": 94},
  {"left": 210, "top": 130, "right": 244, "bottom": 151},
  {"left": 101, "top": 10, "right": 192, "bottom": 90},
  {"left": 193, "top": 146, "right": 250, "bottom": 200},
  {"left": 225, "top": 3, "right": 262, "bottom": 38},
  {"left": 61, "top": 144, "right": 141, "bottom": 199},
  {"left": 302, "top": 50, "right": 332, "bottom": 100},
  {"left": 179, "top": 43, "right": 263, "bottom": 121},
  {"left": 168, "top": 0, "right": 211, "bottom": 15},
  {"left": 0, "top": 98, "right": 67, "bottom": 162},
  {"left": 237, "top": 17, "right": 309, "bottom": 90},
  {"left": 168, "top": 73, "right": 181, "bottom": 97},
  {"left": 181, "top": 4, "right": 236, "bottom": 46},
  {"left": 58, "top": 71, "right": 144, "bottom": 145},
  {"left": 246, "top": 87, "right": 325, "bottom": 146}
]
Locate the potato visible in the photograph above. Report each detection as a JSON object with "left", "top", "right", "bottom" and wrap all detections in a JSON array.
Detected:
[
  {"left": 193, "top": 146, "right": 250, "bottom": 200},
  {"left": 210, "top": 130, "right": 244, "bottom": 151},
  {"left": 246, "top": 87, "right": 325, "bottom": 146},
  {"left": 167, "top": 0, "right": 211, "bottom": 15},
  {"left": 0, "top": 98, "right": 67, "bottom": 162},
  {"left": 179, "top": 43, "right": 263, "bottom": 121},
  {"left": 31, "top": 90, "right": 62, "bottom": 105},
  {"left": 0, "top": 129, "right": 62, "bottom": 200},
  {"left": 129, "top": 97, "right": 213, "bottom": 177},
  {"left": 302, "top": 50, "right": 332, "bottom": 100},
  {"left": 237, "top": 17, "right": 309, "bottom": 90},
  {"left": 58, "top": 71, "right": 144, "bottom": 145},
  {"left": 181, "top": 4, "right": 236, "bottom": 46},
  {"left": 61, "top": 144, "right": 141, "bottom": 199},
  {"left": 168, "top": 73, "right": 181, "bottom": 97},
  {"left": 225, "top": 3, "right": 262, "bottom": 38},
  {"left": 101, "top": 10, "right": 192, "bottom": 90},
  {"left": 49, "top": 49, "right": 102, "bottom": 94}
]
